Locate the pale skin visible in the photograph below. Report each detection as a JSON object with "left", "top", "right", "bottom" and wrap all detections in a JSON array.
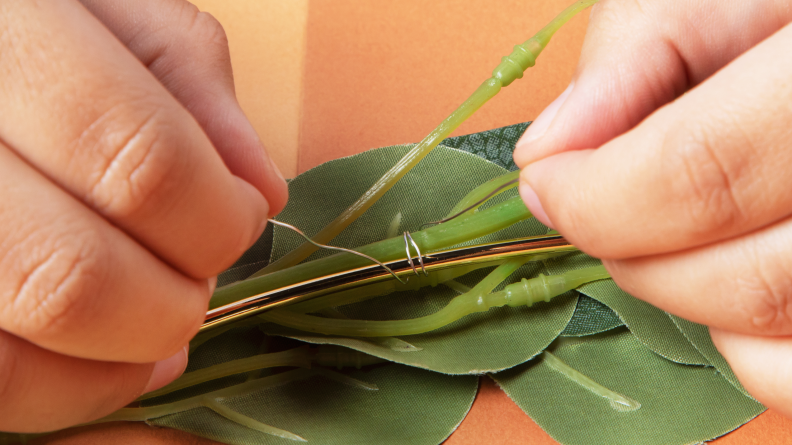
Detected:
[
  {"left": 516, "top": 0, "right": 792, "bottom": 417},
  {"left": 0, "top": 0, "right": 287, "bottom": 433}
]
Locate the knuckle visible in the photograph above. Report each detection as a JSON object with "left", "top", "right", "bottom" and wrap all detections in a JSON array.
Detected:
[
  {"left": 85, "top": 107, "right": 177, "bottom": 220},
  {"left": 735, "top": 264, "right": 792, "bottom": 334},
  {"left": 3, "top": 229, "right": 106, "bottom": 339},
  {"left": 662, "top": 124, "right": 745, "bottom": 237},
  {"left": 189, "top": 11, "right": 230, "bottom": 51}
]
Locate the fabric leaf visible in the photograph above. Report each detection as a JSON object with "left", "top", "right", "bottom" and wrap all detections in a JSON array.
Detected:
[
  {"left": 560, "top": 295, "right": 624, "bottom": 337},
  {"left": 440, "top": 122, "right": 530, "bottom": 171},
  {"left": 150, "top": 363, "right": 477, "bottom": 445},
  {"left": 217, "top": 223, "right": 274, "bottom": 287},
  {"left": 669, "top": 314, "right": 753, "bottom": 398},
  {"left": 146, "top": 328, "right": 477, "bottom": 445},
  {"left": 269, "top": 144, "right": 543, "bottom": 264},
  {"left": 544, "top": 253, "right": 709, "bottom": 365},
  {"left": 261, "top": 145, "right": 576, "bottom": 373},
  {"left": 492, "top": 329, "right": 764, "bottom": 445},
  {"left": 261, "top": 290, "right": 577, "bottom": 374}
]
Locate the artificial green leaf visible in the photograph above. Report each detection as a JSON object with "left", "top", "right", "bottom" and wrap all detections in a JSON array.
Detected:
[
  {"left": 220, "top": 121, "right": 533, "bottom": 287},
  {"left": 269, "top": 144, "right": 543, "bottom": 263},
  {"left": 150, "top": 362, "right": 477, "bottom": 445},
  {"left": 544, "top": 253, "right": 709, "bottom": 365},
  {"left": 440, "top": 122, "right": 530, "bottom": 171},
  {"left": 141, "top": 327, "right": 478, "bottom": 445},
  {"left": 560, "top": 295, "right": 624, "bottom": 337},
  {"left": 669, "top": 314, "right": 753, "bottom": 398},
  {"left": 217, "top": 223, "right": 274, "bottom": 287},
  {"left": 262, "top": 291, "right": 577, "bottom": 374},
  {"left": 492, "top": 329, "right": 765, "bottom": 445},
  {"left": 260, "top": 144, "right": 576, "bottom": 374}
]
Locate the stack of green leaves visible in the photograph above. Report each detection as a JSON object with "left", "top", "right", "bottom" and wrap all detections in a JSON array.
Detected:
[{"left": 81, "top": 124, "right": 767, "bottom": 445}]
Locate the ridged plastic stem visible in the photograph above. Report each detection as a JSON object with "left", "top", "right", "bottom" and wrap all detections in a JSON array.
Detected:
[
  {"left": 259, "top": 265, "right": 608, "bottom": 337},
  {"left": 247, "top": 0, "right": 597, "bottom": 278}
]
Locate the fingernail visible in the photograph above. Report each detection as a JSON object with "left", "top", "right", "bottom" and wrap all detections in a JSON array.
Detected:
[
  {"left": 515, "top": 82, "right": 574, "bottom": 161},
  {"left": 267, "top": 153, "right": 286, "bottom": 184},
  {"left": 143, "top": 345, "right": 188, "bottom": 394},
  {"left": 262, "top": 150, "right": 290, "bottom": 217},
  {"left": 207, "top": 276, "right": 217, "bottom": 295},
  {"left": 519, "top": 182, "right": 554, "bottom": 229}
]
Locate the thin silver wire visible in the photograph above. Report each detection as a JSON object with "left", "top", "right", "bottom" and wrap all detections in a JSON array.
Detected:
[
  {"left": 419, "top": 178, "right": 519, "bottom": 229},
  {"left": 268, "top": 219, "right": 406, "bottom": 284},
  {"left": 403, "top": 231, "right": 428, "bottom": 276}
]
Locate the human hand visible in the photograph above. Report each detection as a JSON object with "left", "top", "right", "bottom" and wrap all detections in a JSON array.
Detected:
[
  {"left": 0, "top": 0, "right": 287, "bottom": 432},
  {"left": 514, "top": 0, "right": 792, "bottom": 414}
]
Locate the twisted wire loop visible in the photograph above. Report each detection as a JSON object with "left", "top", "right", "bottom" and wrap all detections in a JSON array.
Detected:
[
  {"left": 419, "top": 178, "right": 519, "bottom": 230},
  {"left": 403, "top": 231, "right": 428, "bottom": 276},
  {"left": 268, "top": 219, "right": 406, "bottom": 284}
]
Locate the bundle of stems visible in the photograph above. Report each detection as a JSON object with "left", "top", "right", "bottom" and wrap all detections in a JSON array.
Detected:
[
  {"left": 167, "top": 1, "right": 605, "bottom": 435},
  {"left": 209, "top": 0, "right": 599, "bottom": 312}
]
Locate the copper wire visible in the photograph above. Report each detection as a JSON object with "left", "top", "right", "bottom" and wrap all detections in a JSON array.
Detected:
[
  {"left": 269, "top": 219, "right": 406, "bottom": 284},
  {"left": 403, "top": 231, "right": 428, "bottom": 276},
  {"left": 420, "top": 178, "right": 519, "bottom": 229}
]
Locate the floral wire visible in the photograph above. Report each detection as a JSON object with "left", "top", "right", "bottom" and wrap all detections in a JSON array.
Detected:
[
  {"left": 420, "top": 178, "right": 519, "bottom": 229},
  {"left": 268, "top": 219, "right": 406, "bottom": 284},
  {"left": 403, "top": 231, "right": 428, "bottom": 276}
]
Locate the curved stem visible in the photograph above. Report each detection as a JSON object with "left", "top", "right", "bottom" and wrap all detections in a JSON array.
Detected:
[
  {"left": 142, "top": 346, "right": 384, "bottom": 401},
  {"left": 287, "top": 263, "right": 488, "bottom": 315},
  {"left": 140, "top": 347, "right": 314, "bottom": 400},
  {"left": 252, "top": 80, "right": 501, "bottom": 278},
  {"left": 437, "top": 171, "right": 520, "bottom": 224},
  {"left": 204, "top": 399, "right": 307, "bottom": 442},
  {"left": 248, "top": 0, "right": 597, "bottom": 277},
  {"left": 210, "top": 196, "right": 533, "bottom": 309},
  {"left": 542, "top": 350, "right": 641, "bottom": 412},
  {"left": 260, "top": 266, "right": 609, "bottom": 337}
]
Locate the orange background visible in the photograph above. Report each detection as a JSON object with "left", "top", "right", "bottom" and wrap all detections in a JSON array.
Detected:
[{"left": 35, "top": 0, "right": 792, "bottom": 443}]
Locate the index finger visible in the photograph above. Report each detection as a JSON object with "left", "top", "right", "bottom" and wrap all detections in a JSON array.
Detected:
[
  {"left": 522, "top": 23, "right": 792, "bottom": 259},
  {"left": 0, "top": 0, "right": 270, "bottom": 279},
  {"left": 513, "top": 0, "right": 792, "bottom": 167}
]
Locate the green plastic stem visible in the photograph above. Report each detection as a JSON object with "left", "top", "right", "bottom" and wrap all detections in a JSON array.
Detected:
[
  {"left": 287, "top": 263, "right": 488, "bottom": 315},
  {"left": 100, "top": 367, "right": 377, "bottom": 425},
  {"left": 251, "top": 80, "right": 500, "bottom": 278},
  {"left": 140, "top": 347, "right": 314, "bottom": 400},
  {"left": 210, "top": 196, "right": 533, "bottom": 309},
  {"left": 99, "top": 369, "right": 319, "bottom": 423},
  {"left": 141, "top": 346, "right": 384, "bottom": 401},
  {"left": 247, "top": 0, "right": 597, "bottom": 278},
  {"left": 259, "top": 265, "right": 608, "bottom": 337},
  {"left": 542, "top": 350, "right": 641, "bottom": 412},
  {"left": 444, "top": 170, "right": 520, "bottom": 219}
]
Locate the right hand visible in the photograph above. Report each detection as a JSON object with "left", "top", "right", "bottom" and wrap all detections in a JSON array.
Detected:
[
  {"left": 0, "top": 0, "right": 287, "bottom": 432},
  {"left": 514, "top": 0, "right": 792, "bottom": 416}
]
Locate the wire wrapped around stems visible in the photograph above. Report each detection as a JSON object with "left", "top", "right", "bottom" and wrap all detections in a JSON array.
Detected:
[
  {"left": 403, "top": 231, "right": 427, "bottom": 276},
  {"left": 269, "top": 219, "right": 431, "bottom": 282},
  {"left": 268, "top": 219, "right": 406, "bottom": 284}
]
